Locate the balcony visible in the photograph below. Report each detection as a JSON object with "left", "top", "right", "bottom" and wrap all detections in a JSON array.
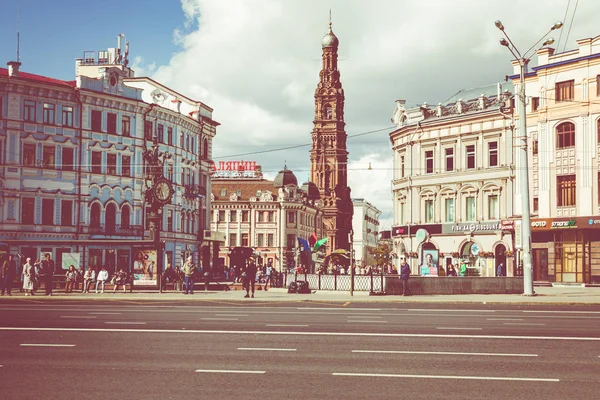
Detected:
[{"left": 184, "top": 184, "right": 207, "bottom": 199}]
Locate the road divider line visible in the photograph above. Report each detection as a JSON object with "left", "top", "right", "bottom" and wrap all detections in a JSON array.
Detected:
[
  {"left": 238, "top": 348, "right": 297, "bottom": 352},
  {"left": 89, "top": 312, "right": 122, "bottom": 315},
  {"left": 408, "top": 309, "right": 495, "bottom": 313},
  {"left": 300, "top": 308, "right": 381, "bottom": 311},
  {"left": 351, "top": 350, "right": 538, "bottom": 357},
  {"left": 332, "top": 372, "right": 559, "bottom": 382},
  {"left": 61, "top": 316, "right": 97, "bottom": 319},
  {"left": 201, "top": 318, "right": 239, "bottom": 321},
  {"left": 215, "top": 314, "right": 249, "bottom": 317},
  {"left": 346, "top": 315, "right": 382, "bottom": 318},
  {"left": 265, "top": 324, "right": 309, "bottom": 327},
  {"left": 195, "top": 369, "right": 266, "bottom": 374},
  {"left": 487, "top": 318, "right": 524, "bottom": 321},
  {"left": 503, "top": 323, "right": 546, "bottom": 326},
  {"left": 20, "top": 344, "right": 75, "bottom": 347},
  {"left": 347, "top": 321, "right": 388, "bottom": 324},
  {"left": 3, "top": 327, "right": 600, "bottom": 341},
  {"left": 104, "top": 322, "right": 147, "bottom": 325},
  {"left": 437, "top": 327, "right": 483, "bottom": 330}
]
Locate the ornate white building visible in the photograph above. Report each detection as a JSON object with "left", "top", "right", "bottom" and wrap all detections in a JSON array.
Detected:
[
  {"left": 351, "top": 198, "right": 381, "bottom": 266},
  {"left": 389, "top": 84, "right": 516, "bottom": 277}
]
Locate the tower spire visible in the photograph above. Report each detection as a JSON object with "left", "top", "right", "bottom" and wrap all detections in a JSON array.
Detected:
[
  {"left": 329, "top": 9, "right": 332, "bottom": 30},
  {"left": 16, "top": 1, "right": 20, "bottom": 62}
]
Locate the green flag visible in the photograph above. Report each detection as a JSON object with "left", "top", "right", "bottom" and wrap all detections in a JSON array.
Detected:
[{"left": 313, "top": 238, "right": 328, "bottom": 252}]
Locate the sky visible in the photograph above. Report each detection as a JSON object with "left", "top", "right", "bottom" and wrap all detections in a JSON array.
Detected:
[{"left": 1, "top": 0, "right": 599, "bottom": 232}]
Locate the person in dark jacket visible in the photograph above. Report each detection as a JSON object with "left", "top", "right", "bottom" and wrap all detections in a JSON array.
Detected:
[
  {"left": 400, "top": 257, "right": 411, "bottom": 296},
  {"left": 2, "top": 254, "right": 17, "bottom": 296},
  {"left": 244, "top": 257, "right": 257, "bottom": 298}
]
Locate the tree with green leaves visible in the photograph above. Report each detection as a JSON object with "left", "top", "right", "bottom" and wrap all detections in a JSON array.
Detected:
[{"left": 367, "top": 241, "right": 393, "bottom": 268}]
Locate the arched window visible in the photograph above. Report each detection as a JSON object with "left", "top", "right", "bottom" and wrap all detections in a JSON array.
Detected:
[
  {"left": 105, "top": 203, "right": 117, "bottom": 233},
  {"left": 121, "top": 205, "right": 130, "bottom": 229},
  {"left": 90, "top": 203, "right": 101, "bottom": 228},
  {"left": 203, "top": 138, "right": 209, "bottom": 160},
  {"left": 187, "top": 211, "right": 193, "bottom": 233},
  {"left": 181, "top": 212, "right": 186, "bottom": 233},
  {"left": 556, "top": 122, "right": 575, "bottom": 148}
]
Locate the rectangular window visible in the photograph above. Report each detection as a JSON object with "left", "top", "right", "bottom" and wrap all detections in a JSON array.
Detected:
[
  {"left": 445, "top": 199, "right": 454, "bottom": 222},
  {"left": 242, "top": 210, "right": 249, "bottom": 222},
  {"left": 42, "top": 145, "right": 55, "bottom": 168},
  {"left": 43, "top": 103, "right": 55, "bottom": 124},
  {"left": 557, "top": 175, "right": 576, "bottom": 207},
  {"left": 287, "top": 234, "right": 295, "bottom": 250},
  {"left": 218, "top": 210, "right": 225, "bottom": 222},
  {"left": 533, "top": 197, "right": 539, "bottom": 213},
  {"left": 23, "top": 143, "right": 36, "bottom": 166},
  {"left": 62, "top": 147, "right": 74, "bottom": 171},
  {"left": 400, "top": 202, "right": 405, "bottom": 224},
  {"left": 466, "top": 144, "right": 476, "bottom": 169},
  {"left": 22, "top": 198, "right": 35, "bottom": 224},
  {"left": 229, "top": 233, "right": 237, "bottom": 246},
  {"left": 532, "top": 97, "right": 540, "bottom": 111},
  {"left": 488, "top": 195, "right": 499, "bottom": 220},
  {"left": 61, "top": 200, "right": 73, "bottom": 226},
  {"left": 488, "top": 141, "right": 498, "bottom": 167},
  {"left": 122, "top": 155, "right": 131, "bottom": 177},
  {"left": 180, "top": 133, "right": 184, "bottom": 148},
  {"left": 257, "top": 211, "right": 264, "bottom": 222},
  {"left": 400, "top": 156, "right": 405, "bottom": 177},
  {"left": 0, "top": 96, "right": 3, "bottom": 119},
  {"left": 425, "top": 150, "right": 434, "bottom": 174},
  {"left": 167, "top": 127, "right": 173, "bottom": 145},
  {"left": 157, "top": 124, "right": 164, "bottom": 143},
  {"left": 268, "top": 211, "right": 275, "bottom": 222},
  {"left": 42, "top": 198, "right": 54, "bottom": 225},
  {"left": 107, "top": 153, "right": 117, "bottom": 175},
  {"left": 91, "top": 110, "right": 102, "bottom": 131},
  {"left": 257, "top": 233, "right": 264, "bottom": 247},
  {"left": 91, "top": 151, "right": 102, "bottom": 174},
  {"left": 230, "top": 211, "right": 237, "bottom": 222},
  {"left": 144, "top": 121, "right": 153, "bottom": 140},
  {"left": 267, "top": 233, "right": 274, "bottom": 247},
  {"left": 24, "top": 100, "right": 36, "bottom": 122},
  {"left": 425, "top": 199, "right": 434, "bottom": 223},
  {"left": 62, "top": 106, "right": 73, "bottom": 127},
  {"left": 287, "top": 211, "right": 296, "bottom": 223},
  {"left": 107, "top": 113, "right": 117, "bottom": 134},
  {"left": 465, "top": 197, "right": 476, "bottom": 221},
  {"left": 241, "top": 233, "right": 249, "bottom": 247},
  {"left": 445, "top": 148, "right": 454, "bottom": 172},
  {"left": 533, "top": 140, "right": 539, "bottom": 156},
  {"left": 597, "top": 75, "right": 600, "bottom": 96},
  {"left": 556, "top": 80, "right": 574, "bottom": 102},
  {"left": 121, "top": 116, "right": 130, "bottom": 136},
  {"left": 167, "top": 210, "right": 173, "bottom": 232}
]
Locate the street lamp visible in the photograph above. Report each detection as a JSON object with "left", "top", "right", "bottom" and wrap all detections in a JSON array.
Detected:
[
  {"left": 495, "top": 19, "right": 562, "bottom": 296},
  {"left": 349, "top": 229, "right": 354, "bottom": 296}
]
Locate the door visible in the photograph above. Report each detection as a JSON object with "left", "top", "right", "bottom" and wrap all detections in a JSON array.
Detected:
[{"left": 532, "top": 249, "right": 548, "bottom": 281}]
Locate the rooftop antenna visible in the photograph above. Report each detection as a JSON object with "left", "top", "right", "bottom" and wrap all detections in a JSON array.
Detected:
[{"left": 16, "top": 2, "right": 21, "bottom": 62}]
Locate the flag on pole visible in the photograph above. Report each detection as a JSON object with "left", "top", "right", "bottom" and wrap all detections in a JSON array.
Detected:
[
  {"left": 313, "top": 237, "right": 328, "bottom": 252},
  {"left": 309, "top": 231, "right": 318, "bottom": 247},
  {"left": 297, "top": 237, "right": 311, "bottom": 253}
]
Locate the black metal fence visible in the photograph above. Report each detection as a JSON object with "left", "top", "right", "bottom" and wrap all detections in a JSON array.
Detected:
[{"left": 283, "top": 272, "right": 385, "bottom": 292}]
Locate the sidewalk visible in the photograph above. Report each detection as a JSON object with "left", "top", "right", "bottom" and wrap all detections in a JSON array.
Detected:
[{"left": 2, "top": 286, "right": 600, "bottom": 305}]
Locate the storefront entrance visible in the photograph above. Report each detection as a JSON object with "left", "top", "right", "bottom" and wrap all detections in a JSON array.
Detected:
[
  {"left": 532, "top": 249, "right": 548, "bottom": 281},
  {"left": 494, "top": 244, "right": 506, "bottom": 276},
  {"left": 554, "top": 231, "right": 590, "bottom": 283}
]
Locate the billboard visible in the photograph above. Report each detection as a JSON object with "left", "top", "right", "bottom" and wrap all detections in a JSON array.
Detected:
[{"left": 132, "top": 249, "right": 158, "bottom": 286}]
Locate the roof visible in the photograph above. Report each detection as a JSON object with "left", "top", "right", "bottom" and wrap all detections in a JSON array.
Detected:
[
  {"left": 212, "top": 179, "right": 277, "bottom": 201},
  {"left": 0, "top": 67, "right": 76, "bottom": 88},
  {"left": 443, "top": 83, "right": 501, "bottom": 105}
]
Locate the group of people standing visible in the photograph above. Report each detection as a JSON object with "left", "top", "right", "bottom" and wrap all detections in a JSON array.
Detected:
[{"left": 1, "top": 253, "right": 56, "bottom": 296}]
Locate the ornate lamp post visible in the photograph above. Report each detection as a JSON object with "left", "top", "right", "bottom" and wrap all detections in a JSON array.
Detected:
[{"left": 143, "top": 136, "right": 173, "bottom": 293}]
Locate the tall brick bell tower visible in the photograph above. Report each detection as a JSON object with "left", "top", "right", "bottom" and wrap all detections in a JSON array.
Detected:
[{"left": 310, "top": 16, "right": 353, "bottom": 253}]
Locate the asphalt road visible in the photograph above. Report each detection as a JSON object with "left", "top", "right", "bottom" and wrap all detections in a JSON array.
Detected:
[{"left": 1, "top": 301, "right": 599, "bottom": 400}]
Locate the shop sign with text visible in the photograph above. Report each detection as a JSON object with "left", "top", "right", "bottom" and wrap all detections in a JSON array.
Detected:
[{"left": 442, "top": 221, "right": 501, "bottom": 234}]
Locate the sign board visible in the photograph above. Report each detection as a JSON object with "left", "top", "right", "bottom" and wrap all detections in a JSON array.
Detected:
[
  {"left": 415, "top": 229, "right": 429, "bottom": 244},
  {"left": 470, "top": 243, "right": 481, "bottom": 256},
  {"left": 211, "top": 161, "right": 258, "bottom": 178},
  {"left": 61, "top": 253, "right": 80, "bottom": 270},
  {"left": 132, "top": 249, "right": 158, "bottom": 286},
  {"left": 442, "top": 222, "right": 501, "bottom": 234}
]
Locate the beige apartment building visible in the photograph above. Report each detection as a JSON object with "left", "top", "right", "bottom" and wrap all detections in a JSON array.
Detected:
[{"left": 513, "top": 34, "right": 600, "bottom": 283}]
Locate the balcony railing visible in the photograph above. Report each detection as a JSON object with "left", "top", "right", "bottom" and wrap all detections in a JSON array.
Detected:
[{"left": 184, "top": 184, "right": 207, "bottom": 199}]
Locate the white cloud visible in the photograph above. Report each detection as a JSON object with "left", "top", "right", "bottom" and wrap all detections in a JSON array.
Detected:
[{"left": 139, "top": 0, "right": 600, "bottom": 229}]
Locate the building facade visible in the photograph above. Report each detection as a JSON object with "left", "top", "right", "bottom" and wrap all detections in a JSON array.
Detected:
[
  {"left": 0, "top": 35, "right": 217, "bottom": 279},
  {"left": 389, "top": 84, "right": 516, "bottom": 277},
  {"left": 210, "top": 165, "right": 324, "bottom": 272},
  {"left": 309, "top": 19, "right": 353, "bottom": 253},
  {"left": 512, "top": 35, "right": 600, "bottom": 283},
  {"left": 351, "top": 198, "right": 381, "bottom": 267}
]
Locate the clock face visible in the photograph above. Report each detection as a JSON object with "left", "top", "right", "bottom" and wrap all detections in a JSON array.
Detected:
[{"left": 154, "top": 181, "right": 172, "bottom": 202}]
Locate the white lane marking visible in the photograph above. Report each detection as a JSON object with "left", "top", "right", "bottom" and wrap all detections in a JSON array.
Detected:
[
  {"left": 201, "top": 318, "right": 239, "bottom": 321},
  {"left": 503, "top": 323, "right": 546, "bottom": 326},
  {"left": 104, "top": 322, "right": 147, "bottom": 325},
  {"left": 437, "top": 327, "right": 483, "bottom": 331},
  {"left": 332, "top": 372, "right": 559, "bottom": 382},
  {"left": 522, "top": 310, "right": 600, "bottom": 314},
  {"left": 61, "top": 316, "right": 97, "bottom": 319},
  {"left": 265, "top": 324, "right": 309, "bottom": 327},
  {"left": 196, "top": 370, "right": 265, "bottom": 374},
  {"left": 345, "top": 315, "right": 382, "bottom": 318},
  {"left": 300, "top": 308, "right": 381, "bottom": 311},
  {"left": 487, "top": 318, "right": 524, "bottom": 321},
  {"left": 408, "top": 309, "right": 496, "bottom": 313},
  {"left": 238, "top": 348, "right": 296, "bottom": 352},
  {"left": 347, "top": 320, "right": 387, "bottom": 324},
  {"left": 352, "top": 350, "right": 538, "bottom": 357},
  {"left": 20, "top": 344, "right": 75, "bottom": 347},
  {"left": 215, "top": 314, "right": 249, "bottom": 317},
  {"left": 3, "top": 327, "right": 600, "bottom": 341},
  {"left": 89, "top": 312, "right": 122, "bottom": 315}
]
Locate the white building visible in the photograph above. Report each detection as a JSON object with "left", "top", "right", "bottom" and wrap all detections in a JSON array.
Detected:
[
  {"left": 351, "top": 198, "right": 381, "bottom": 266},
  {"left": 389, "top": 84, "right": 516, "bottom": 277}
]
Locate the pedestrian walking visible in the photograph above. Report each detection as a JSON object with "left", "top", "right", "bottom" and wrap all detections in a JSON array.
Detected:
[
  {"left": 1, "top": 254, "right": 16, "bottom": 296},
  {"left": 264, "top": 262, "right": 273, "bottom": 291},
  {"left": 182, "top": 256, "right": 196, "bottom": 295},
  {"left": 244, "top": 256, "right": 257, "bottom": 298},
  {"left": 42, "top": 253, "right": 55, "bottom": 296},
  {"left": 400, "top": 257, "right": 411, "bottom": 296},
  {"left": 497, "top": 263, "right": 504, "bottom": 277},
  {"left": 22, "top": 258, "right": 35, "bottom": 296}
]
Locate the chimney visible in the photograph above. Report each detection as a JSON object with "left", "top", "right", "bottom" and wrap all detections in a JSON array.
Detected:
[{"left": 7, "top": 61, "right": 21, "bottom": 77}]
